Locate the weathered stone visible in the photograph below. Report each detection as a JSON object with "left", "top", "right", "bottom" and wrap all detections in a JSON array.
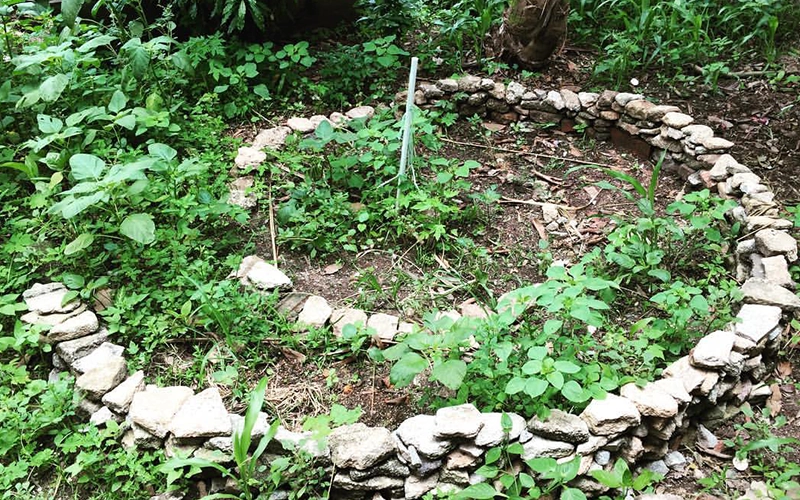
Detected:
[
  {"left": 122, "top": 422, "right": 162, "bottom": 450},
  {"left": 90, "top": 406, "right": 120, "bottom": 426},
  {"left": 252, "top": 126, "right": 292, "bottom": 150},
  {"left": 521, "top": 435, "right": 574, "bottom": 460},
  {"left": 664, "top": 450, "right": 687, "bottom": 470},
  {"left": 755, "top": 229, "right": 797, "bottom": 262},
  {"left": 620, "top": 436, "right": 644, "bottom": 462},
  {"left": 296, "top": 295, "right": 332, "bottom": 329},
  {"left": 625, "top": 99, "right": 655, "bottom": 120},
  {"left": 72, "top": 342, "right": 125, "bottom": 374},
  {"left": 701, "top": 136, "right": 734, "bottom": 150},
  {"left": 663, "top": 356, "right": 719, "bottom": 395},
  {"left": 234, "top": 147, "right": 267, "bottom": 168},
  {"left": 76, "top": 398, "right": 102, "bottom": 418},
  {"left": 164, "top": 435, "right": 201, "bottom": 459},
  {"left": 457, "top": 75, "right": 482, "bottom": 92},
  {"left": 576, "top": 434, "right": 609, "bottom": 455},
  {"left": 436, "top": 79, "right": 458, "bottom": 93},
  {"left": 328, "top": 423, "right": 395, "bottom": 470},
  {"left": 276, "top": 292, "right": 310, "bottom": 321},
  {"left": 474, "top": 412, "right": 526, "bottom": 447},
  {"left": 760, "top": 255, "right": 795, "bottom": 288},
  {"left": 193, "top": 447, "right": 232, "bottom": 463},
  {"left": 21, "top": 304, "right": 87, "bottom": 327},
  {"left": 273, "top": 426, "right": 328, "bottom": 458},
  {"left": 505, "top": 81, "right": 525, "bottom": 104},
  {"left": 620, "top": 383, "right": 679, "bottom": 418},
  {"left": 330, "top": 308, "right": 368, "bottom": 337},
  {"left": 614, "top": 92, "right": 644, "bottom": 106},
  {"left": 578, "top": 92, "right": 598, "bottom": 108},
  {"left": 445, "top": 450, "right": 479, "bottom": 469},
  {"left": 645, "top": 104, "right": 681, "bottom": 121},
  {"left": 346, "top": 106, "right": 375, "bottom": 121},
  {"left": 228, "top": 176, "right": 257, "bottom": 209},
  {"left": 746, "top": 216, "right": 794, "bottom": 232},
  {"left": 129, "top": 386, "right": 194, "bottom": 438},
  {"left": 560, "top": 89, "right": 581, "bottom": 112},
  {"left": 728, "top": 172, "right": 762, "bottom": 191},
  {"left": 46, "top": 310, "right": 99, "bottom": 342},
  {"left": 690, "top": 330, "right": 734, "bottom": 369},
  {"left": 24, "top": 283, "right": 80, "bottom": 315},
  {"left": 651, "top": 378, "right": 691, "bottom": 405},
  {"left": 395, "top": 415, "right": 452, "bottom": 458},
  {"left": 169, "top": 388, "right": 231, "bottom": 439},
  {"left": 420, "top": 83, "right": 444, "bottom": 99},
  {"left": 286, "top": 117, "right": 315, "bottom": 133},
  {"left": 56, "top": 329, "right": 110, "bottom": 364},
  {"left": 580, "top": 394, "right": 641, "bottom": 436},
  {"left": 76, "top": 356, "right": 127, "bottom": 400},
  {"left": 367, "top": 313, "right": 399, "bottom": 343},
  {"left": 735, "top": 304, "right": 782, "bottom": 343},
  {"left": 544, "top": 90, "right": 565, "bottom": 110},
  {"left": 434, "top": 404, "right": 484, "bottom": 439},
  {"left": 405, "top": 473, "right": 440, "bottom": 500},
  {"left": 349, "top": 458, "right": 409, "bottom": 480},
  {"left": 662, "top": 112, "right": 693, "bottom": 128},
  {"left": 467, "top": 91, "right": 489, "bottom": 106},
  {"left": 308, "top": 115, "right": 331, "bottom": 130},
  {"left": 644, "top": 459, "right": 670, "bottom": 476},
  {"left": 528, "top": 409, "right": 590, "bottom": 443},
  {"left": 741, "top": 278, "right": 800, "bottom": 310},
  {"left": 334, "top": 473, "right": 404, "bottom": 491},
  {"left": 102, "top": 370, "right": 145, "bottom": 413},
  {"left": 236, "top": 255, "right": 292, "bottom": 290}
]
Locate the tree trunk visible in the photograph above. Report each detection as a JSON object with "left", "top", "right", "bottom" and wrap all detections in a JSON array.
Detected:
[{"left": 494, "top": 0, "right": 569, "bottom": 70}]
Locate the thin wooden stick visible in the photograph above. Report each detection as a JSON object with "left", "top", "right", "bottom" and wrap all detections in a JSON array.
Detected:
[
  {"left": 440, "top": 137, "right": 619, "bottom": 169},
  {"left": 268, "top": 182, "right": 279, "bottom": 264}
]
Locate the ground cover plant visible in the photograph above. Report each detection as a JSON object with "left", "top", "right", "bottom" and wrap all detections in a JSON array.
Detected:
[{"left": 1, "top": 0, "right": 799, "bottom": 498}]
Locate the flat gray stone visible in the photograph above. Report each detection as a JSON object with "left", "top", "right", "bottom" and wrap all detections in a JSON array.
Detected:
[
  {"left": 56, "top": 329, "right": 110, "bottom": 364},
  {"left": 296, "top": 295, "right": 332, "bottom": 329},
  {"left": 664, "top": 450, "right": 687, "bottom": 469},
  {"left": 236, "top": 255, "right": 292, "bottom": 290},
  {"left": 528, "top": 409, "right": 590, "bottom": 443},
  {"left": 349, "top": 458, "right": 409, "bottom": 480},
  {"left": 75, "top": 356, "right": 127, "bottom": 400},
  {"left": 234, "top": 146, "right": 266, "bottom": 168},
  {"left": 755, "top": 229, "right": 797, "bottom": 262},
  {"left": 405, "top": 473, "right": 440, "bottom": 500},
  {"left": 346, "top": 106, "right": 375, "bottom": 121},
  {"left": 89, "top": 406, "right": 119, "bottom": 426},
  {"left": 23, "top": 282, "right": 65, "bottom": 298},
  {"left": 129, "top": 386, "right": 194, "bottom": 438},
  {"left": 735, "top": 304, "right": 782, "bottom": 343},
  {"left": 457, "top": 75, "right": 481, "bottom": 92},
  {"left": 328, "top": 423, "right": 395, "bottom": 470},
  {"left": 169, "top": 388, "right": 231, "bottom": 438},
  {"left": 620, "top": 382, "right": 679, "bottom": 418},
  {"left": 102, "top": 370, "right": 145, "bottom": 413},
  {"left": 252, "top": 126, "right": 291, "bottom": 150},
  {"left": 746, "top": 217, "right": 794, "bottom": 232},
  {"left": 24, "top": 283, "right": 80, "bottom": 314},
  {"left": 663, "top": 356, "right": 719, "bottom": 395},
  {"left": 701, "top": 136, "right": 734, "bottom": 150},
  {"left": 286, "top": 117, "right": 315, "bottom": 133},
  {"left": 21, "top": 304, "right": 87, "bottom": 327},
  {"left": 560, "top": 89, "right": 581, "bottom": 111},
  {"left": 520, "top": 435, "right": 574, "bottom": 460},
  {"left": 580, "top": 394, "right": 641, "bottom": 436},
  {"left": 395, "top": 415, "right": 452, "bottom": 458},
  {"left": 505, "top": 81, "right": 525, "bottom": 104},
  {"left": 474, "top": 412, "right": 526, "bottom": 447},
  {"left": 544, "top": 90, "right": 565, "bottom": 110},
  {"left": 47, "top": 310, "right": 99, "bottom": 342},
  {"left": 760, "top": 255, "right": 794, "bottom": 288},
  {"left": 434, "top": 404, "right": 483, "bottom": 439},
  {"left": 72, "top": 342, "right": 125, "bottom": 374},
  {"left": 662, "top": 112, "right": 693, "bottom": 128},
  {"left": 691, "top": 330, "right": 734, "bottom": 369},
  {"left": 367, "top": 313, "right": 399, "bottom": 343},
  {"left": 333, "top": 473, "right": 404, "bottom": 491},
  {"left": 651, "top": 377, "right": 691, "bottom": 404},
  {"left": 330, "top": 308, "right": 368, "bottom": 337},
  {"left": 741, "top": 278, "right": 800, "bottom": 310}
]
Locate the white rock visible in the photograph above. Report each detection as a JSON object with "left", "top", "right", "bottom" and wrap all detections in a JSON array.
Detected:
[
  {"left": 330, "top": 308, "right": 368, "bottom": 337},
  {"left": 755, "top": 229, "right": 798, "bottom": 262},
  {"left": 129, "top": 386, "right": 194, "bottom": 438},
  {"left": 735, "top": 304, "right": 782, "bottom": 343},
  {"left": 286, "top": 117, "right": 315, "bottom": 133},
  {"left": 236, "top": 255, "right": 292, "bottom": 290},
  {"left": 75, "top": 356, "right": 127, "bottom": 400},
  {"left": 615, "top": 92, "right": 644, "bottom": 106},
  {"left": 690, "top": 330, "right": 734, "bottom": 369},
  {"left": 434, "top": 404, "right": 483, "bottom": 439},
  {"left": 72, "top": 342, "right": 125, "bottom": 374},
  {"left": 47, "top": 310, "right": 99, "bottom": 342},
  {"left": 21, "top": 304, "right": 87, "bottom": 327},
  {"left": 24, "top": 284, "right": 80, "bottom": 315},
  {"left": 652, "top": 377, "right": 691, "bottom": 405},
  {"left": 328, "top": 423, "right": 396, "bottom": 470},
  {"left": 367, "top": 313, "right": 399, "bottom": 343},
  {"left": 297, "top": 295, "right": 332, "bottom": 329},
  {"left": 102, "top": 370, "right": 145, "bottom": 413},
  {"left": 474, "top": 412, "right": 526, "bottom": 447},
  {"left": 252, "top": 126, "right": 292, "bottom": 150},
  {"left": 741, "top": 278, "right": 800, "bottom": 310},
  {"left": 169, "top": 388, "right": 232, "bottom": 438},
  {"left": 580, "top": 394, "right": 641, "bottom": 436},
  {"left": 56, "top": 329, "right": 110, "bottom": 364},
  {"left": 346, "top": 106, "right": 375, "bottom": 121},
  {"left": 405, "top": 473, "right": 439, "bottom": 500},
  {"left": 545, "top": 90, "right": 565, "bottom": 110},
  {"left": 541, "top": 203, "right": 559, "bottom": 223},
  {"left": 228, "top": 176, "right": 257, "bottom": 209},
  {"left": 528, "top": 409, "right": 590, "bottom": 443},
  {"left": 662, "top": 112, "right": 694, "bottom": 128},
  {"left": 620, "top": 382, "right": 679, "bottom": 418},
  {"left": 90, "top": 406, "right": 119, "bottom": 426},
  {"left": 663, "top": 356, "right": 719, "bottom": 395},
  {"left": 395, "top": 415, "right": 452, "bottom": 458},
  {"left": 760, "top": 255, "right": 794, "bottom": 288},
  {"left": 520, "top": 435, "right": 574, "bottom": 460},
  {"left": 234, "top": 146, "right": 266, "bottom": 168}
]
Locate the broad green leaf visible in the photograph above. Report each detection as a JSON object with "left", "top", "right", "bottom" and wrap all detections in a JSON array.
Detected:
[
  {"left": 546, "top": 370, "right": 564, "bottom": 389},
  {"left": 64, "top": 233, "right": 94, "bottom": 255},
  {"left": 390, "top": 352, "right": 427, "bottom": 388},
  {"left": 485, "top": 447, "right": 502, "bottom": 464},
  {"left": 590, "top": 469, "right": 623, "bottom": 488},
  {"left": 108, "top": 90, "right": 127, "bottom": 113},
  {"left": 632, "top": 468, "right": 661, "bottom": 490},
  {"left": 455, "top": 483, "right": 503, "bottom": 499},
  {"left": 561, "top": 380, "right": 590, "bottom": 403},
  {"left": 115, "top": 113, "right": 136, "bottom": 130},
  {"left": 505, "top": 376, "right": 526, "bottom": 395},
  {"left": 59, "top": 191, "right": 107, "bottom": 218},
  {"left": 647, "top": 268, "right": 671, "bottom": 282},
  {"left": 554, "top": 360, "right": 581, "bottom": 374},
  {"left": 253, "top": 83, "right": 270, "bottom": 100},
  {"left": 524, "top": 377, "right": 548, "bottom": 398},
  {"left": 70, "top": 154, "right": 105, "bottom": 180},
  {"left": 37, "top": 114, "right": 63, "bottom": 134},
  {"left": 148, "top": 143, "right": 177, "bottom": 162},
  {"left": 522, "top": 359, "right": 543, "bottom": 375},
  {"left": 689, "top": 294, "right": 709, "bottom": 313},
  {"left": 431, "top": 359, "right": 466, "bottom": 390},
  {"left": 39, "top": 74, "right": 70, "bottom": 102},
  {"left": 543, "top": 319, "right": 562, "bottom": 336},
  {"left": 61, "top": 0, "right": 85, "bottom": 27},
  {"left": 561, "top": 487, "right": 588, "bottom": 500},
  {"left": 527, "top": 345, "right": 548, "bottom": 360},
  {"left": 119, "top": 213, "right": 156, "bottom": 244}
]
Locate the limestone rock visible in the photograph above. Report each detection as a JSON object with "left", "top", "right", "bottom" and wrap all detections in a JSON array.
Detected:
[
  {"left": 691, "top": 330, "right": 734, "bottom": 369},
  {"left": 252, "top": 126, "right": 292, "bottom": 150},
  {"left": 474, "top": 412, "right": 526, "bottom": 447},
  {"left": 405, "top": 473, "right": 440, "bottom": 500},
  {"left": 457, "top": 75, "right": 481, "bottom": 92},
  {"left": 72, "top": 342, "right": 125, "bottom": 374},
  {"left": 236, "top": 255, "right": 292, "bottom": 291},
  {"left": 746, "top": 217, "right": 793, "bottom": 232},
  {"left": 228, "top": 176, "right": 257, "bottom": 210},
  {"left": 528, "top": 409, "right": 590, "bottom": 443},
  {"left": 735, "top": 304, "right": 782, "bottom": 344},
  {"left": 122, "top": 422, "right": 162, "bottom": 450},
  {"left": 46, "top": 310, "right": 99, "bottom": 342},
  {"left": 560, "top": 89, "right": 581, "bottom": 112},
  {"left": 333, "top": 473, "right": 404, "bottom": 491},
  {"left": 346, "top": 106, "right": 375, "bottom": 121},
  {"left": 625, "top": 99, "right": 655, "bottom": 120},
  {"left": 651, "top": 377, "right": 691, "bottom": 405},
  {"left": 760, "top": 255, "right": 795, "bottom": 288},
  {"left": 395, "top": 415, "right": 452, "bottom": 458},
  {"left": 755, "top": 229, "right": 797, "bottom": 262},
  {"left": 349, "top": 458, "right": 409, "bottom": 480},
  {"left": 21, "top": 304, "right": 86, "bottom": 327},
  {"left": 367, "top": 313, "right": 399, "bottom": 343},
  {"left": 434, "top": 404, "right": 483, "bottom": 439},
  {"left": 545, "top": 90, "right": 565, "bottom": 110},
  {"left": 89, "top": 406, "right": 120, "bottom": 426},
  {"left": 620, "top": 382, "right": 679, "bottom": 418},
  {"left": 682, "top": 124, "right": 714, "bottom": 142},
  {"left": 328, "top": 423, "right": 395, "bottom": 470},
  {"left": 662, "top": 112, "right": 694, "bottom": 128},
  {"left": 330, "top": 308, "right": 368, "bottom": 337},
  {"left": 615, "top": 92, "right": 644, "bottom": 106},
  {"left": 24, "top": 283, "right": 80, "bottom": 315},
  {"left": 234, "top": 147, "right": 266, "bottom": 168},
  {"left": 580, "top": 394, "right": 641, "bottom": 436},
  {"left": 436, "top": 79, "right": 459, "bottom": 92},
  {"left": 102, "top": 370, "right": 145, "bottom": 413},
  {"left": 56, "top": 329, "right": 110, "bottom": 364},
  {"left": 520, "top": 435, "right": 574, "bottom": 460},
  {"left": 286, "top": 117, "right": 315, "bottom": 133},
  {"left": 169, "top": 388, "right": 231, "bottom": 438},
  {"left": 296, "top": 295, "right": 332, "bottom": 329},
  {"left": 741, "top": 278, "right": 800, "bottom": 310},
  {"left": 75, "top": 356, "right": 127, "bottom": 400},
  {"left": 701, "top": 136, "right": 734, "bottom": 150},
  {"left": 505, "top": 81, "right": 525, "bottom": 104},
  {"left": 129, "top": 386, "right": 194, "bottom": 438},
  {"left": 663, "top": 356, "right": 719, "bottom": 395}
]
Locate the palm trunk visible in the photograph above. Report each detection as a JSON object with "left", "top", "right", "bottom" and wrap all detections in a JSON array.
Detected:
[{"left": 494, "top": 0, "right": 569, "bottom": 69}]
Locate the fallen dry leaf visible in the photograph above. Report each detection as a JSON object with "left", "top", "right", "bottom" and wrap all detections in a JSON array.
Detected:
[
  {"left": 93, "top": 288, "right": 114, "bottom": 311},
  {"left": 767, "top": 384, "right": 783, "bottom": 417},
  {"left": 777, "top": 361, "right": 793, "bottom": 379},
  {"left": 342, "top": 384, "right": 353, "bottom": 395},
  {"left": 281, "top": 348, "right": 306, "bottom": 363},
  {"left": 323, "top": 263, "right": 343, "bottom": 275},
  {"left": 532, "top": 218, "right": 548, "bottom": 240},
  {"left": 569, "top": 145, "right": 583, "bottom": 158},
  {"left": 384, "top": 395, "right": 409, "bottom": 405},
  {"left": 482, "top": 122, "right": 506, "bottom": 132}
]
